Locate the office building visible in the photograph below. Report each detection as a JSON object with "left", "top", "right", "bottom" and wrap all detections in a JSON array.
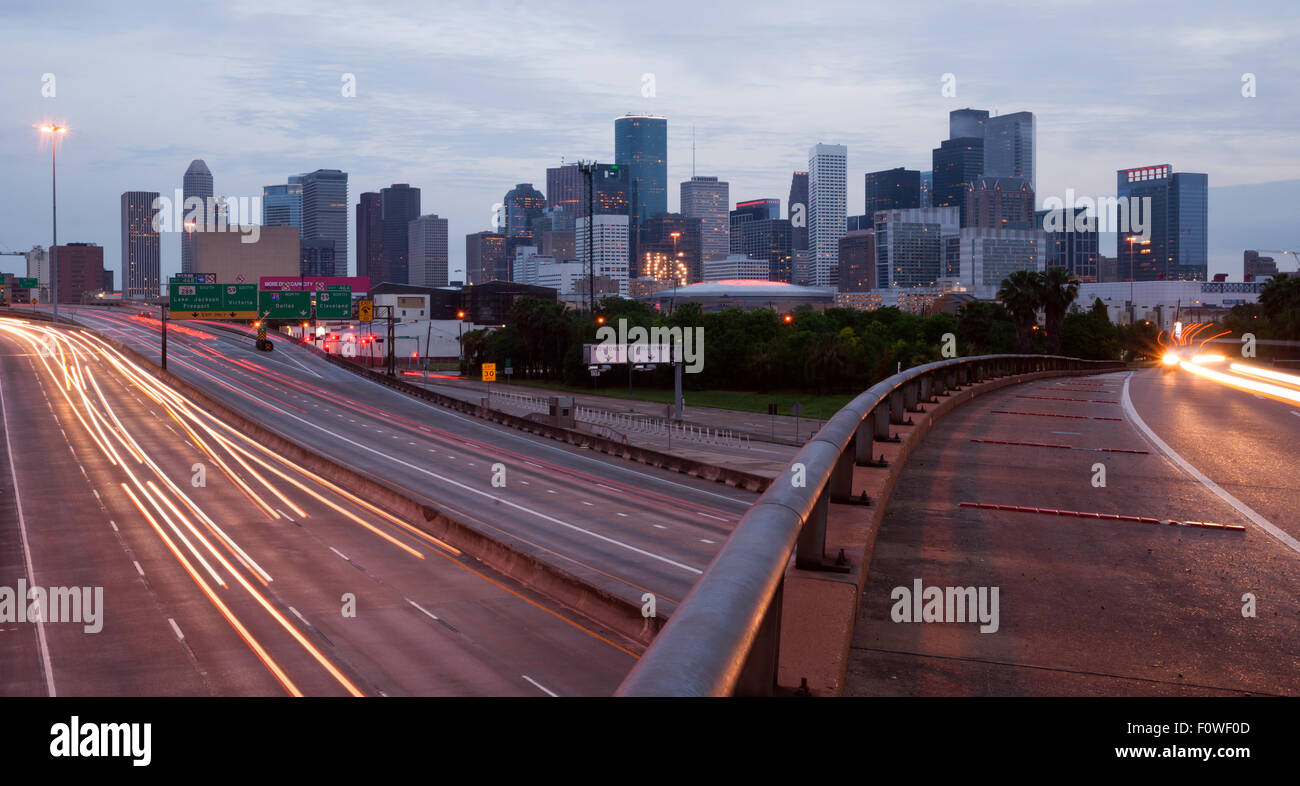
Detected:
[
  {"left": 379, "top": 183, "right": 420, "bottom": 284},
  {"left": 680, "top": 176, "right": 730, "bottom": 262},
  {"left": 640, "top": 280, "right": 835, "bottom": 313},
  {"left": 789, "top": 171, "right": 809, "bottom": 254},
  {"left": 299, "top": 238, "right": 336, "bottom": 278},
  {"left": 121, "top": 190, "right": 161, "bottom": 298},
  {"left": 730, "top": 201, "right": 794, "bottom": 283},
  {"left": 576, "top": 215, "right": 630, "bottom": 296},
  {"left": 263, "top": 175, "right": 303, "bottom": 227},
  {"left": 408, "top": 214, "right": 449, "bottom": 288},
  {"left": 466, "top": 231, "right": 508, "bottom": 285},
  {"left": 300, "top": 169, "right": 349, "bottom": 276},
  {"left": 920, "top": 171, "right": 933, "bottom": 208},
  {"left": 637, "top": 214, "right": 702, "bottom": 283},
  {"left": 958, "top": 227, "right": 1047, "bottom": 292},
  {"left": 531, "top": 207, "right": 576, "bottom": 261},
  {"left": 197, "top": 225, "right": 300, "bottom": 283},
  {"left": 103, "top": 269, "right": 114, "bottom": 292},
  {"left": 1244, "top": 250, "right": 1278, "bottom": 281},
  {"left": 23, "top": 246, "right": 49, "bottom": 302},
  {"left": 512, "top": 247, "right": 544, "bottom": 287},
  {"left": 965, "top": 176, "right": 1034, "bottom": 230},
  {"left": 1036, "top": 206, "right": 1100, "bottom": 282},
  {"left": 949, "top": 108, "right": 989, "bottom": 140},
  {"left": 53, "top": 243, "right": 104, "bottom": 303},
  {"left": 460, "top": 280, "right": 558, "bottom": 326},
  {"left": 864, "top": 168, "right": 922, "bottom": 214},
  {"left": 1116, "top": 164, "right": 1208, "bottom": 281},
  {"left": 504, "top": 183, "right": 546, "bottom": 241},
  {"left": 181, "top": 159, "right": 213, "bottom": 274},
  {"left": 356, "top": 192, "right": 383, "bottom": 281},
  {"left": 615, "top": 114, "right": 667, "bottom": 224},
  {"left": 984, "top": 112, "right": 1036, "bottom": 191},
  {"left": 837, "top": 230, "right": 875, "bottom": 291},
  {"left": 546, "top": 162, "right": 629, "bottom": 219},
  {"left": 702, "top": 254, "right": 772, "bottom": 282},
  {"left": 808, "top": 144, "right": 847, "bottom": 287},
  {"left": 932, "top": 137, "right": 984, "bottom": 222},
  {"left": 873, "top": 206, "right": 960, "bottom": 289}
]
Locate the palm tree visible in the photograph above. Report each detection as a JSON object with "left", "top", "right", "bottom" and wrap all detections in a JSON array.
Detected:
[
  {"left": 997, "top": 270, "right": 1040, "bottom": 353},
  {"left": 1037, "top": 267, "right": 1080, "bottom": 355}
]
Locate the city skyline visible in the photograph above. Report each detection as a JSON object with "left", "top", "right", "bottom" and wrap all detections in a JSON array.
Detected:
[{"left": 3, "top": 1, "right": 1298, "bottom": 286}]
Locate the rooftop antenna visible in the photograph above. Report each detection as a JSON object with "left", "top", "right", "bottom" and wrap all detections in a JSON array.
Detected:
[{"left": 691, "top": 125, "right": 696, "bottom": 178}]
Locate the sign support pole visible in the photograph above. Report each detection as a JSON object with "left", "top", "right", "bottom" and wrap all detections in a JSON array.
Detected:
[{"left": 160, "top": 302, "right": 168, "bottom": 371}]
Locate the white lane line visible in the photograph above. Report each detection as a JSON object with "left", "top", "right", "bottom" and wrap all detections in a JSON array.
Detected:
[
  {"left": 0, "top": 371, "right": 56, "bottom": 697},
  {"left": 547, "top": 489, "right": 557, "bottom": 494},
  {"left": 581, "top": 501, "right": 594, "bottom": 506},
  {"left": 133, "top": 561, "right": 146, "bottom": 577},
  {"left": 406, "top": 599, "right": 440, "bottom": 621},
  {"left": 1291, "top": 411, "right": 1300, "bottom": 418},
  {"left": 1122, "top": 372, "right": 1300, "bottom": 556},
  {"left": 653, "top": 524, "right": 667, "bottom": 529},
  {"left": 276, "top": 508, "right": 297, "bottom": 523},
  {"left": 525, "top": 461, "right": 542, "bottom": 468},
  {"left": 699, "top": 538, "right": 715, "bottom": 544},
  {"left": 288, "top": 606, "right": 311, "bottom": 626},
  {"left": 695, "top": 511, "right": 728, "bottom": 522},
  {"left": 520, "top": 480, "right": 530, "bottom": 485},
  {"left": 598, "top": 483, "right": 619, "bottom": 491},
  {"left": 329, "top": 546, "right": 350, "bottom": 562},
  {"left": 91, "top": 489, "right": 101, "bottom": 500},
  {"left": 1051, "top": 431, "right": 1081, "bottom": 436},
  {"left": 168, "top": 618, "right": 185, "bottom": 640},
  {"left": 522, "top": 675, "right": 558, "bottom": 697},
  {"left": 109, "top": 520, "right": 119, "bottom": 532},
  {"left": 617, "top": 512, "right": 628, "bottom": 517}
]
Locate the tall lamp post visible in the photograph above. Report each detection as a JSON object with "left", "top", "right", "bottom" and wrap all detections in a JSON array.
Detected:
[{"left": 40, "top": 124, "right": 67, "bottom": 322}]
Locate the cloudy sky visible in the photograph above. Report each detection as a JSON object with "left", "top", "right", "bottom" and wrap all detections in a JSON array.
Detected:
[{"left": 3, "top": 0, "right": 1298, "bottom": 283}]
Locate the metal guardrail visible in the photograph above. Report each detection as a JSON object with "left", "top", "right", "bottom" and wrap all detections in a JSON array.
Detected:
[{"left": 614, "top": 353, "right": 1125, "bottom": 696}]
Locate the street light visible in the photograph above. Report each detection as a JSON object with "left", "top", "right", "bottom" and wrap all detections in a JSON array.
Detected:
[{"left": 40, "top": 124, "right": 67, "bottom": 321}]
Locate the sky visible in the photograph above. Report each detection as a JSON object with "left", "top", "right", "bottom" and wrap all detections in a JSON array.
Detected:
[{"left": 3, "top": 0, "right": 1299, "bottom": 284}]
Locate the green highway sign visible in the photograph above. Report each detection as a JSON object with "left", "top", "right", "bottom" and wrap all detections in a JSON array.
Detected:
[
  {"left": 169, "top": 275, "right": 195, "bottom": 284},
  {"left": 314, "top": 287, "right": 352, "bottom": 319},
  {"left": 258, "top": 290, "right": 312, "bottom": 319},
  {"left": 16, "top": 278, "right": 38, "bottom": 288},
  {"left": 169, "top": 282, "right": 259, "bottom": 319}
]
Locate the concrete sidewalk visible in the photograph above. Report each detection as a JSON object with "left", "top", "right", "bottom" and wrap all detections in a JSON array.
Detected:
[{"left": 845, "top": 371, "right": 1300, "bottom": 696}]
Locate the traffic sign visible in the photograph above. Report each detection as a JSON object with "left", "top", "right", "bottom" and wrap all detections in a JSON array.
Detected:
[
  {"left": 358, "top": 299, "right": 374, "bottom": 322},
  {"left": 169, "top": 282, "right": 258, "bottom": 319},
  {"left": 482, "top": 363, "right": 497, "bottom": 382},
  {"left": 16, "top": 278, "right": 38, "bottom": 288},
  {"left": 258, "top": 290, "right": 312, "bottom": 319},
  {"left": 315, "top": 287, "right": 352, "bottom": 319}
]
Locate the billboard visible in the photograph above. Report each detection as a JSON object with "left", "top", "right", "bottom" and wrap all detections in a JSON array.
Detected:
[{"left": 259, "top": 276, "right": 371, "bottom": 293}]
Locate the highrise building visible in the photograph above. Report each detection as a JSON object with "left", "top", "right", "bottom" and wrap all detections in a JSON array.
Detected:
[
  {"left": 965, "top": 177, "right": 1034, "bottom": 230},
  {"left": 1243, "top": 250, "right": 1278, "bottom": 281},
  {"left": 53, "top": 243, "right": 105, "bottom": 303},
  {"left": 808, "top": 143, "right": 847, "bottom": 287},
  {"left": 837, "top": 230, "right": 876, "bottom": 292},
  {"left": 730, "top": 202, "right": 793, "bottom": 283},
  {"left": 263, "top": 176, "right": 303, "bottom": 227},
  {"left": 504, "top": 183, "right": 546, "bottom": 241},
  {"left": 680, "top": 176, "right": 730, "bottom": 262},
  {"left": 380, "top": 183, "right": 421, "bottom": 284},
  {"left": 408, "top": 214, "right": 450, "bottom": 287},
  {"left": 1036, "top": 206, "right": 1100, "bottom": 282},
  {"left": 958, "top": 227, "right": 1047, "bottom": 292},
  {"left": 984, "top": 112, "right": 1036, "bottom": 191},
  {"left": 181, "top": 159, "right": 212, "bottom": 274},
  {"left": 1116, "top": 165, "right": 1208, "bottom": 281},
  {"left": 576, "top": 215, "right": 630, "bottom": 296},
  {"left": 920, "top": 171, "right": 933, "bottom": 207},
  {"left": 24, "top": 246, "right": 49, "bottom": 302},
  {"left": 121, "top": 191, "right": 161, "bottom": 299},
  {"left": 546, "top": 162, "right": 629, "bottom": 218},
  {"left": 864, "top": 168, "right": 922, "bottom": 214},
  {"left": 299, "top": 239, "right": 336, "bottom": 278},
  {"left": 788, "top": 171, "right": 809, "bottom": 252},
  {"left": 873, "top": 206, "right": 960, "bottom": 289},
  {"left": 356, "top": 192, "right": 383, "bottom": 281},
  {"left": 615, "top": 115, "right": 667, "bottom": 224},
  {"left": 466, "top": 231, "right": 508, "bottom": 284},
  {"left": 932, "top": 137, "right": 984, "bottom": 222},
  {"left": 531, "top": 207, "right": 576, "bottom": 260},
  {"left": 637, "top": 214, "right": 702, "bottom": 283},
  {"left": 300, "top": 169, "right": 349, "bottom": 276},
  {"left": 949, "top": 108, "right": 989, "bottom": 140}
]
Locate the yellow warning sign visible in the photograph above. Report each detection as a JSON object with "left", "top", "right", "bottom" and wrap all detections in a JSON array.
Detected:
[
  {"left": 481, "top": 363, "right": 496, "bottom": 382},
  {"left": 358, "top": 299, "right": 374, "bottom": 322}
]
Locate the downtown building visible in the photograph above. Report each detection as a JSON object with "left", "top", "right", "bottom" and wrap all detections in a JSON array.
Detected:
[
  {"left": 356, "top": 192, "right": 383, "bottom": 282},
  {"left": 864, "top": 167, "right": 922, "bottom": 215},
  {"left": 300, "top": 169, "right": 349, "bottom": 276},
  {"left": 576, "top": 215, "right": 630, "bottom": 297},
  {"left": 837, "top": 230, "right": 876, "bottom": 292},
  {"left": 197, "top": 225, "right": 300, "bottom": 284},
  {"left": 121, "top": 190, "right": 161, "bottom": 298},
  {"left": 873, "top": 206, "right": 961, "bottom": 290},
  {"left": 181, "top": 159, "right": 213, "bottom": 274},
  {"left": 466, "top": 231, "right": 508, "bottom": 285},
  {"left": 637, "top": 214, "right": 702, "bottom": 284},
  {"left": 965, "top": 176, "right": 1035, "bottom": 230},
  {"left": 380, "top": 183, "right": 421, "bottom": 284},
  {"left": 53, "top": 243, "right": 105, "bottom": 304},
  {"left": 1035, "top": 206, "right": 1100, "bottom": 283},
  {"left": 263, "top": 175, "right": 303, "bottom": 228},
  {"left": 730, "top": 199, "right": 793, "bottom": 283},
  {"left": 957, "top": 227, "right": 1047, "bottom": 294},
  {"left": 545, "top": 162, "right": 630, "bottom": 219},
  {"left": 680, "top": 176, "right": 730, "bottom": 262},
  {"left": 615, "top": 114, "right": 668, "bottom": 225},
  {"left": 408, "top": 214, "right": 449, "bottom": 287},
  {"left": 1116, "top": 164, "right": 1208, "bottom": 281},
  {"left": 808, "top": 144, "right": 847, "bottom": 287}
]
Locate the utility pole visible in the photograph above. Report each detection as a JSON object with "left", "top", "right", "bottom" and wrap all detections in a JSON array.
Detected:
[{"left": 159, "top": 302, "right": 168, "bottom": 371}]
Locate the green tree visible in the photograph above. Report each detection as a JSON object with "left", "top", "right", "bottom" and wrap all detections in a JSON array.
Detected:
[
  {"left": 1037, "top": 267, "right": 1080, "bottom": 355},
  {"left": 997, "top": 270, "right": 1041, "bottom": 353}
]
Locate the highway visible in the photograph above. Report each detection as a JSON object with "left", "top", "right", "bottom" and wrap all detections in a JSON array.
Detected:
[
  {"left": 37, "top": 306, "right": 756, "bottom": 624},
  {"left": 0, "top": 317, "right": 642, "bottom": 696}
]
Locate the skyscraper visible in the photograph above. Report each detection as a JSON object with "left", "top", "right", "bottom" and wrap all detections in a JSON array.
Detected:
[
  {"left": 874, "top": 206, "right": 961, "bottom": 289},
  {"left": 408, "top": 214, "right": 450, "bottom": 287},
  {"left": 121, "top": 191, "right": 161, "bottom": 298},
  {"left": 356, "top": 192, "right": 383, "bottom": 281},
  {"left": 808, "top": 143, "right": 847, "bottom": 288},
  {"left": 1116, "top": 165, "right": 1208, "bottom": 281},
  {"left": 300, "top": 169, "right": 349, "bottom": 276},
  {"left": 53, "top": 243, "right": 105, "bottom": 304},
  {"left": 949, "top": 108, "right": 989, "bottom": 140},
  {"left": 729, "top": 203, "right": 793, "bottom": 283},
  {"left": 932, "top": 136, "right": 984, "bottom": 222},
  {"left": 680, "top": 176, "right": 730, "bottom": 262},
  {"left": 466, "top": 231, "right": 508, "bottom": 284},
  {"left": 504, "top": 183, "right": 546, "bottom": 241},
  {"left": 837, "top": 231, "right": 875, "bottom": 292},
  {"left": 546, "top": 162, "right": 629, "bottom": 218},
  {"left": 181, "top": 159, "right": 213, "bottom": 274},
  {"left": 864, "top": 168, "right": 922, "bottom": 214},
  {"left": 788, "top": 171, "right": 809, "bottom": 250},
  {"left": 615, "top": 114, "right": 667, "bottom": 224},
  {"left": 379, "top": 183, "right": 421, "bottom": 285},
  {"left": 984, "top": 112, "right": 1036, "bottom": 191},
  {"left": 576, "top": 215, "right": 630, "bottom": 296},
  {"left": 964, "top": 177, "right": 1034, "bottom": 230},
  {"left": 637, "top": 214, "right": 702, "bottom": 282},
  {"left": 263, "top": 175, "right": 303, "bottom": 227},
  {"left": 1036, "top": 207, "right": 1100, "bottom": 282}
]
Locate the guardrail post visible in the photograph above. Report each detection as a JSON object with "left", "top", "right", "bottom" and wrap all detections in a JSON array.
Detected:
[
  {"left": 854, "top": 418, "right": 874, "bottom": 465},
  {"left": 903, "top": 380, "right": 920, "bottom": 413},
  {"left": 919, "top": 374, "right": 933, "bottom": 403},
  {"left": 796, "top": 489, "right": 830, "bottom": 570},
  {"left": 734, "top": 581, "right": 782, "bottom": 697},
  {"left": 872, "top": 403, "right": 895, "bottom": 445},
  {"left": 830, "top": 445, "right": 856, "bottom": 501},
  {"left": 889, "top": 389, "right": 906, "bottom": 425}
]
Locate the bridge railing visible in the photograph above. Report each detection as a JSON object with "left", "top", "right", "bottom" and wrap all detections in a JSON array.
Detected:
[{"left": 614, "top": 353, "right": 1125, "bottom": 696}]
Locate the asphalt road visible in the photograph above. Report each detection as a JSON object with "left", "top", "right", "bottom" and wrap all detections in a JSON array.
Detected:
[{"left": 0, "top": 317, "right": 639, "bottom": 696}]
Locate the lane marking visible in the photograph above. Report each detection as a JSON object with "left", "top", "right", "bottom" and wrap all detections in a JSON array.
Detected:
[
  {"left": 168, "top": 618, "right": 185, "bottom": 640},
  {"left": 329, "top": 546, "right": 350, "bottom": 562},
  {"left": 109, "top": 520, "right": 119, "bottom": 532},
  {"left": 133, "top": 561, "right": 146, "bottom": 577},
  {"left": 406, "top": 598, "right": 440, "bottom": 621},
  {"left": 695, "top": 511, "right": 728, "bottom": 521},
  {"left": 1121, "top": 372, "right": 1300, "bottom": 556},
  {"left": 522, "top": 674, "right": 558, "bottom": 697}
]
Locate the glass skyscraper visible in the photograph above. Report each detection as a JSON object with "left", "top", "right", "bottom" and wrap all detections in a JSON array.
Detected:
[
  {"left": 932, "top": 137, "right": 984, "bottom": 221},
  {"left": 614, "top": 115, "right": 667, "bottom": 224},
  {"left": 181, "top": 159, "right": 212, "bottom": 274},
  {"left": 300, "top": 169, "right": 349, "bottom": 276},
  {"left": 263, "top": 175, "right": 303, "bottom": 227},
  {"left": 864, "top": 167, "right": 922, "bottom": 214},
  {"left": 808, "top": 143, "right": 847, "bottom": 288},
  {"left": 1116, "top": 165, "right": 1208, "bottom": 281},
  {"left": 121, "top": 191, "right": 161, "bottom": 298}
]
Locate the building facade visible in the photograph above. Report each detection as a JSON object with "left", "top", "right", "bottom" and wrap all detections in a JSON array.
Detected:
[
  {"left": 730, "top": 203, "right": 793, "bottom": 283},
  {"left": 263, "top": 175, "right": 303, "bottom": 227},
  {"left": 121, "top": 190, "right": 161, "bottom": 298},
  {"left": 300, "top": 169, "right": 349, "bottom": 277},
  {"left": 1036, "top": 206, "right": 1100, "bottom": 282},
  {"left": 181, "top": 159, "right": 213, "bottom": 275},
  {"left": 965, "top": 176, "right": 1034, "bottom": 230},
  {"left": 873, "top": 206, "right": 961, "bottom": 290},
  {"left": 808, "top": 143, "right": 847, "bottom": 288},
  {"left": 680, "top": 176, "right": 730, "bottom": 262},
  {"left": 356, "top": 192, "right": 383, "bottom": 282},
  {"left": 408, "top": 214, "right": 449, "bottom": 287},
  {"left": 837, "top": 230, "right": 876, "bottom": 291},
  {"left": 864, "top": 168, "right": 922, "bottom": 215},
  {"left": 576, "top": 215, "right": 630, "bottom": 297},
  {"left": 1116, "top": 165, "right": 1208, "bottom": 281},
  {"left": 197, "top": 225, "right": 300, "bottom": 284},
  {"left": 465, "top": 231, "right": 508, "bottom": 285},
  {"left": 615, "top": 115, "right": 668, "bottom": 224},
  {"left": 53, "top": 243, "right": 105, "bottom": 303},
  {"left": 379, "top": 183, "right": 421, "bottom": 285}
]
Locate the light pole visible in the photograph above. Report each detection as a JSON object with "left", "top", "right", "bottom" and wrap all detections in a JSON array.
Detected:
[{"left": 40, "top": 124, "right": 67, "bottom": 322}]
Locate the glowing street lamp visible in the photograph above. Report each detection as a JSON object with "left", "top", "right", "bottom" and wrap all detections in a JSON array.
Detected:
[{"left": 39, "top": 124, "right": 67, "bottom": 320}]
